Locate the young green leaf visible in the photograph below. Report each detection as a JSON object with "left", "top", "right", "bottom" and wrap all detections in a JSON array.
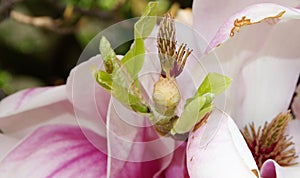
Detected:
[
  {"left": 99, "top": 37, "right": 118, "bottom": 74},
  {"left": 95, "top": 70, "right": 112, "bottom": 91},
  {"left": 197, "top": 72, "right": 231, "bottom": 96},
  {"left": 111, "top": 74, "right": 149, "bottom": 114},
  {"left": 172, "top": 73, "right": 231, "bottom": 134},
  {"left": 128, "top": 93, "right": 150, "bottom": 113},
  {"left": 134, "top": 2, "right": 158, "bottom": 39},
  {"left": 121, "top": 2, "right": 157, "bottom": 79},
  {"left": 172, "top": 95, "right": 207, "bottom": 134},
  {"left": 98, "top": 36, "right": 150, "bottom": 114}
]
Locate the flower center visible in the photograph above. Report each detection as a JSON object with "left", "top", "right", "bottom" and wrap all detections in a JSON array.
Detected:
[{"left": 241, "top": 112, "right": 298, "bottom": 169}]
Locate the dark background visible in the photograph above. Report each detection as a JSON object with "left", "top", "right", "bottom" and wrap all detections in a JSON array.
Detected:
[{"left": 0, "top": 0, "right": 192, "bottom": 96}]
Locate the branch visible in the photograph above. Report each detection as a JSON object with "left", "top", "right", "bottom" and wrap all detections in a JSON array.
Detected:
[
  {"left": 45, "top": 0, "right": 119, "bottom": 20},
  {"left": 10, "top": 10, "right": 77, "bottom": 34}
]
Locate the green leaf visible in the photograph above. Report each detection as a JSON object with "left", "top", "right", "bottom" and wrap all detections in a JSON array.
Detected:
[
  {"left": 128, "top": 94, "right": 150, "bottom": 113},
  {"left": 197, "top": 72, "right": 231, "bottom": 96},
  {"left": 134, "top": 2, "right": 158, "bottom": 39},
  {"left": 95, "top": 70, "right": 112, "bottom": 91},
  {"left": 111, "top": 74, "right": 149, "bottom": 113},
  {"left": 121, "top": 2, "right": 157, "bottom": 78},
  {"left": 172, "top": 95, "right": 207, "bottom": 134},
  {"left": 99, "top": 37, "right": 118, "bottom": 74},
  {"left": 172, "top": 73, "right": 231, "bottom": 134},
  {"left": 96, "top": 2, "right": 157, "bottom": 114}
]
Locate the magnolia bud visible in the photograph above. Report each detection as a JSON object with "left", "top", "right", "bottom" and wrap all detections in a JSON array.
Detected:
[{"left": 153, "top": 76, "right": 180, "bottom": 116}]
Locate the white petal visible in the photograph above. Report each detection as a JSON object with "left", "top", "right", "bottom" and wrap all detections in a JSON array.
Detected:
[
  {"left": 175, "top": 8, "right": 193, "bottom": 26},
  {"left": 192, "top": 4, "right": 300, "bottom": 128},
  {"left": 192, "top": 0, "right": 300, "bottom": 48},
  {"left": 66, "top": 55, "right": 111, "bottom": 137},
  {"left": 206, "top": 3, "right": 300, "bottom": 51},
  {"left": 187, "top": 109, "right": 259, "bottom": 178}
]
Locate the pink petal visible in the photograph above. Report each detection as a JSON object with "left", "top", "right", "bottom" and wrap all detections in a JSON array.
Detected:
[
  {"left": 261, "top": 160, "right": 300, "bottom": 178},
  {"left": 0, "top": 125, "right": 108, "bottom": 178},
  {"left": 191, "top": 4, "right": 300, "bottom": 128},
  {"left": 1, "top": 124, "right": 179, "bottom": 178},
  {"left": 163, "top": 142, "right": 188, "bottom": 178},
  {"left": 0, "top": 86, "right": 77, "bottom": 138},
  {"left": 0, "top": 134, "right": 18, "bottom": 161},
  {"left": 106, "top": 98, "right": 186, "bottom": 177},
  {"left": 187, "top": 109, "right": 259, "bottom": 178},
  {"left": 0, "top": 85, "right": 66, "bottom": 117},
  {"left": 192, "top": 0, "right": 300, "bottom": 48},
  {"left": 66, "top": 55, "right": 111, "bottom": 137}
]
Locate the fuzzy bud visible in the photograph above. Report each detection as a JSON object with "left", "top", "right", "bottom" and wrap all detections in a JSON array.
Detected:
[{"left": 153, "top": 76, "right": 180, "bottom": 116}]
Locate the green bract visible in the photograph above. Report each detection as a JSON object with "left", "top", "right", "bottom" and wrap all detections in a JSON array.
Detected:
[
  {"left": 121, "top": 2, "right": 157, "bottom": 80},
  {"left": 197, "top": 72, "right": 232, "bottom": 96},
  {"left": 172, "top": 73, "right": 231, "bottom": 134},
  {"left": 95, "top": 2, "right": 157, "bottom": 114}
]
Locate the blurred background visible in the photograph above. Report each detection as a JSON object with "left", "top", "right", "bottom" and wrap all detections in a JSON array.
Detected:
[{"left": 0, "top": 0, "right": 192, "bottom": 98}]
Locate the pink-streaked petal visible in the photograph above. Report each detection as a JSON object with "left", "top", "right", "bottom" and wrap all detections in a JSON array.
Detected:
[
  {"left": 261, "top": 160, "right": 300, "bottom": 178},
  {"left": 0, "top": 85, "right": 66, "bottom": 117},
  {"left": 0, "top": 134, "right": 18, "bottom": 161},
  {"left": 163, "top": 142, "right": 188, "bottom": 178},
  {"left": 192, "top": 0, "right": 300, "bottom": 48},
  {"left": 66, "top": 55, "right": 110, "bottom": 137},
  {"left": 106, "top": 98, "right": 184, "bottom": 177},
  {"left": 206, "top": 3, "right": 300, "bottom": 51},
  {"left": 192, "top": 6, "right": 300, "bottom": 128},
  {"left": 0, "top": 125, "right": 108, "bottom": 178},
  {"left": 0, "top": 85, "right": 80, "bottom": 138},
  {"left": 292, "top": 84, "right": 300, "bottom": 119},
  {"left": 187, "top": 109, "right": 259, "bottom": 178}
]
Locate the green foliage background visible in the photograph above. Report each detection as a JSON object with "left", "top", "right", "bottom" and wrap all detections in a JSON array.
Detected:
[{"left": 0, "top": 0, "right": 192, "bottom": 97}]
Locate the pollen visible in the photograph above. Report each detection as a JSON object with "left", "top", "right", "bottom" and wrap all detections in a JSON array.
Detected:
[{"left": 242, "top": 112, "right": 298, "bottom": 169}]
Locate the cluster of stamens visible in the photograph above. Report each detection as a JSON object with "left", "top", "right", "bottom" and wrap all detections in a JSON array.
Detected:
[
  {"left": 242, "top": 112, "right": 298, "bottom": 169},
  {"left": 157, "top": 13, "right": 192, "bottom": 78}
]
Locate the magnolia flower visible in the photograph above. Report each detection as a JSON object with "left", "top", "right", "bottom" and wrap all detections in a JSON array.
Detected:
[
  {"left": 0, "top": 56, "right": 188, "bottom": 177},
  {"left": 187, "top": 1, "right": 300, "bottom": 178},
  {"left": 1, "top": 1, "right": 300, "bottom": 178}
]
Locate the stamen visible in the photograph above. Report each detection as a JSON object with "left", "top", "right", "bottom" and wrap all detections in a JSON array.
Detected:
[
  {"left": 242, "top": 112, "right": 298, "bottom": 169},
  {"left": 175, "top": 43, "right": 192, "bottom": 72},
  {"left": 157, "top": 13, "right": 192, "bottom": 78}
]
